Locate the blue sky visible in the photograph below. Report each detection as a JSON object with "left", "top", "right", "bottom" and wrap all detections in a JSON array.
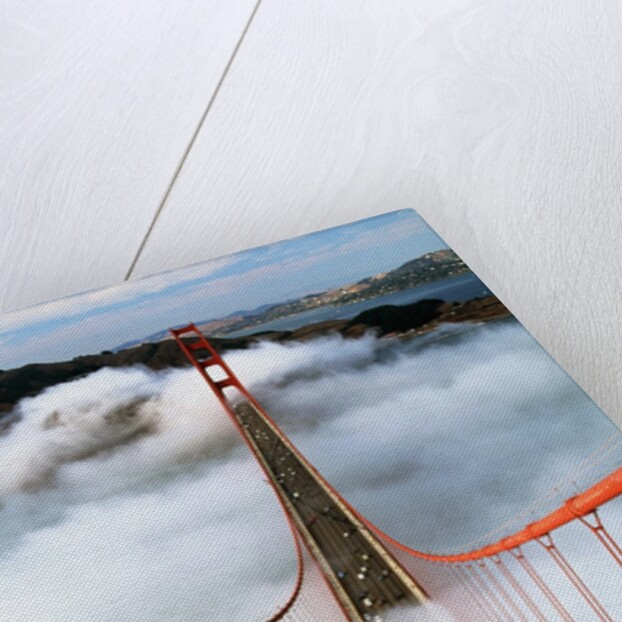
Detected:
[{"left": 0, "top": 210, "right": 448, "bottom": 369}]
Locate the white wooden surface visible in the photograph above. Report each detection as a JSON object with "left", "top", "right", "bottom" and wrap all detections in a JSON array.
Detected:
[
  {"left": 2, "top": 0, "right": 621, "bottom": 422},
  {"left": 0, "top": 0, "right": 257, "bottom": 310}
]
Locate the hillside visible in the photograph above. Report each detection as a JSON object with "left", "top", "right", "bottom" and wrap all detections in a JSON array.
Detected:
[
  {"left": 210, "top": 249, "right": 469, "bottom": 336},
  {"left": 0, "top": 294, "right": 509, "bottom": 417}
]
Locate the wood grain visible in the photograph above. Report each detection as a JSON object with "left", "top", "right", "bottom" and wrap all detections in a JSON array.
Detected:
[
  {"left": 0, "top": 0, "right": 257, "bottom": 311},
  {"left": 133, "top": 0, "right": 622, "bottom": 423}
]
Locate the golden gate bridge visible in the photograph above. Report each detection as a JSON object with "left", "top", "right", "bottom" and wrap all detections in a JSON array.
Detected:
[{"left": 171, "top": 323, "right": 622, "bottom": 621}]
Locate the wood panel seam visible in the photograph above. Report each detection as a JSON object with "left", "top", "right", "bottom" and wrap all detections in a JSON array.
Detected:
[{"left": 123, "top": 0, "right": 265, "bottom": 281}]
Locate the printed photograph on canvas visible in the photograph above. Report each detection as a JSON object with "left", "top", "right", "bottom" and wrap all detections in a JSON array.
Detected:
[{"left": 0, "top": 209, "right": 620, "bottom": 621}]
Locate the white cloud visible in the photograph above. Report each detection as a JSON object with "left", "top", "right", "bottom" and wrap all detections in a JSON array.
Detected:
[{"left": 0, "top": 322, "right": 619, "bottom": 619}]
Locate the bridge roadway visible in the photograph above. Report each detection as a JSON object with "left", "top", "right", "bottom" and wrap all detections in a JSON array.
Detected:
[{"left": 234, "top": 402, "right": 427, "bottom": 621}]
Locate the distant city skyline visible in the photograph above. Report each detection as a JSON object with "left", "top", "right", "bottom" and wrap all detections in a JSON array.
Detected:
[{"left": 0, "top": 210, "right": 447, "bottom": 369}]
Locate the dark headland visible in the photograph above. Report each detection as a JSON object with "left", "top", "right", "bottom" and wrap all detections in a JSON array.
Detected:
[{"left": 0, "top": 296, "right": 509, "bottom": 417}]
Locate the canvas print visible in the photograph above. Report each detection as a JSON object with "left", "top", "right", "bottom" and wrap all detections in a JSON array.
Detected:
[{"left": 0, "top": 209, "right": 620, "bottom": 622}]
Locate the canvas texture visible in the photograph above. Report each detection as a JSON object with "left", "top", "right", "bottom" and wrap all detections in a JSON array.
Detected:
[{"left": 0, "top": 209, "right": 620, "bottom": 621}]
